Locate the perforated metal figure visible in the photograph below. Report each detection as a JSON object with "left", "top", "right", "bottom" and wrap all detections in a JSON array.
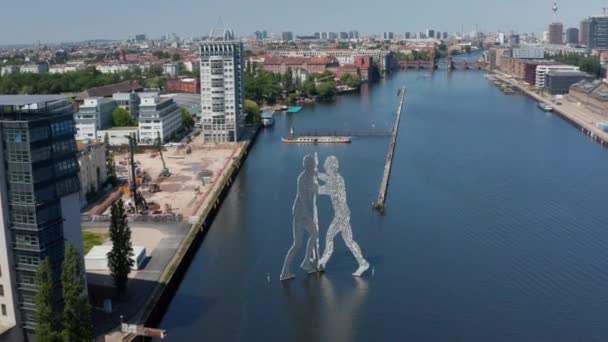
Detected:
[
  {"left": 318, "top": 156, "right": 369, "bottom": 276},
  {"left": 280, "top": 154, "right": 320, "bottom": 280}
]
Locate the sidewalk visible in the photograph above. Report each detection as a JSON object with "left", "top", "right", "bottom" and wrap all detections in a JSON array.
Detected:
[{"left": 492, "top": 71, "right": 608, "bottom": 144}]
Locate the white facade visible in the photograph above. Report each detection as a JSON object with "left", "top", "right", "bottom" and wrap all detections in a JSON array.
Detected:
[
  {"left": 200, "top": 32, "right": 245, "bottom": 143},
  {"left": 74, "top": 98, "right": 117, "bottom": 141},
  {"left": 535, "top": 65, "right": 580, "bottom": 88},
  {"left": 97, "top": 127, "right": 139, "bottom": 146},
  {"left": 95, "top": 63, "right": 139, "bottom": 74},
  {"left": 163, "top": 63, "right": 180, "bottom": 77},
  {"left": 512, "top": 47, "right": 545, "bottom": 59},
  {"left": 49, "top": 63, "right": 85, "bottom": 74},
  {"left": 85, "top": 245, "right": 146, "bottom": 271},
  {"left": 138, "top": 96, "right": 182, "bottom": 145},
  {"left": 0, "top": 66, "right": 18, "bottom": 76},
  {"left": 0, "top": 139, "right": 19, "bottom": 337},
  {"left": 19, "top": 63, "right": 48, "bottom": 74}
]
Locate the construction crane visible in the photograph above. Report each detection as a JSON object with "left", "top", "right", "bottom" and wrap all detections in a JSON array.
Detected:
[
  {"left": 125, "top": 134, "right": 148, "bottom": 214},
  {"left": 155, "top": 132, "right": 171, "bottom": 178}
]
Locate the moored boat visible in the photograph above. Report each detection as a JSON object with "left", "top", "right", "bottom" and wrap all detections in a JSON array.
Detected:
[{"left": 538, "top": 102, "right": 553, "bottom": 112}]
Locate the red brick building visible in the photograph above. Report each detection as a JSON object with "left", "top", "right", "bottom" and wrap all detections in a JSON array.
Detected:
[
  {"left": 354, "top": 56, "right": 373, "bottom": 81},
  {"left": 165, "top": 77, "right": 201, "bottom": 94},
  {"left": 262, "top": 56, "right": 339, "bottom": 75}
]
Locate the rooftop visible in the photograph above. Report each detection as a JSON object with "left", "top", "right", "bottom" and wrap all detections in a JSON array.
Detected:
[{"left": 0, "top": 94, "right": 66, "bottom": 106}]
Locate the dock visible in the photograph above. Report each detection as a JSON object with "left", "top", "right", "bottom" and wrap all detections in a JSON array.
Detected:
[{"left": 373, "top": 86, "right": 406, "bottom": 214}]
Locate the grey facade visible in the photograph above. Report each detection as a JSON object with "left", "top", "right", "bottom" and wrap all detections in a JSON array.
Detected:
[
  {"left": 580, "top": 19, "right": 590, "bottom": 45},
  {"left": 544, "top": 71, "right": 593, "bottom": 95},
  {"left": 0, "top": 95, "right": 84, "bottom": 338},
  {"left": 589, "top": 16, "right": 608, "bottom": 50},
  {"left": 112, "top": 92, "right": 140, "bottom": 117},
  {"left": 566, "top": 27, "right": 579, "bottom": 44}
]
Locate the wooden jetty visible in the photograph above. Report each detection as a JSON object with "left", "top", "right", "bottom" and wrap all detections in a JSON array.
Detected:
[{"left": 373, "top": 86, "right": 406, "bottom": 214}]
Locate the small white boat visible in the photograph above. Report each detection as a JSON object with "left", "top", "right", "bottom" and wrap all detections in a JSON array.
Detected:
[
  {"left": 538, "top": 102, "right": 553, "bottom": 112},
  {"left": 261, "top": 112, "right": 274, "bottom": 127}
]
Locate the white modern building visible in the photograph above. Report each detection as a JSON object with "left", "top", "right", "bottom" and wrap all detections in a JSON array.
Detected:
[
  {"left": 138, "top": 95, "right": 182, "bottom": 145},
  {"left": 536, "top": 64, "right": 580, "bottom": 88},
  {"left": 18, "top": 63, "right": 48, "bottom": 74},
  {"left": 48, "top": 63, "right": 85, "bottom": 74},
  {"left": 74, "top": 98, "right": 117, "bottom": 141},
  {"left": 0, "top": 95, "right": 85, "bottom": 339},
  {"left": 95, "top": 63, "right": 139, "bottom": 74},
  {"left": 199, "top": 28, "right": 245, "bottom": 143}
]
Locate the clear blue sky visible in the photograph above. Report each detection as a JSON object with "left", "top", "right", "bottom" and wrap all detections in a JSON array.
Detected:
[{"left": 2, "top": 0, "right": 608, "bottom": 44}]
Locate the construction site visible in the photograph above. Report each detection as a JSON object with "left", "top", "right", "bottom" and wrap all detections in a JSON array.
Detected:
[
  {"left": 84, "top": 129, "right": 256, "bottom": 340},
  {"left": 84, "top": 134, "right": 244, "bottom": 222}
]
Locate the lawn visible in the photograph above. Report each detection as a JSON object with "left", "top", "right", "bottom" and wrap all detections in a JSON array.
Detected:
[{"left": 82, "top": 230, "right": 108, "bottom": 254}]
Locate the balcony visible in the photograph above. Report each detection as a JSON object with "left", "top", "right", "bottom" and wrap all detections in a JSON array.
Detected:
[{"left": 13, "top": 243, "right": 44, "bottom": 253}]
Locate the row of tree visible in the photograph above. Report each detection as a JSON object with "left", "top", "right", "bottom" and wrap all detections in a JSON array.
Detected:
[
  {"left": 35, "top": 245, "right": 94, "bottom": 342},
  {"left": 552, "top": 53, "right": 602, "bottom": 78},
  {"left": 35, "top": 200, "right": 133, "bottom": 341},
  {"left": 0, "top": 66, "right": 165, "bottom": 95}
]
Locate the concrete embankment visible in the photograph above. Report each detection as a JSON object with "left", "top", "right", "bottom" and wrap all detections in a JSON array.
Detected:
[
  {"left": 491, "top": 72, "right": 608, "bottom": 146},
  {"left": 121, "top": 126, "right": 260, "bottom": 341}
]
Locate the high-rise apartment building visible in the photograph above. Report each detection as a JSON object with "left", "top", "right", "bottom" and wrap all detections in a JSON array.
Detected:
[
  {"left": 580, "top": 19, "right": 590, "bottom": 45},
  {"left": 426, "top": 29, "right": 435, "bottom": 39},
  {"left": 548, "top": 22, "right": 564, "bottom": 44},
  {"left": 0, "top": 95, "right": 84, "bottom": 339},
  {"left": 281, "top": 31, "right": 294, "bottom": 41},
  {"left": 200, "top": 29, "right": 245, "bottom": 143},
  {"left": 566, "top": 27, "right": 579, "bottom": 44},
  {"left": 588, "top": 16, "right": 608, "bottom": 50}
]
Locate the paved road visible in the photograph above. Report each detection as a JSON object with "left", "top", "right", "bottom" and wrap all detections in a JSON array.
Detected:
[{"left": 86, "top": 221, "right": 189, "bottom": 338}]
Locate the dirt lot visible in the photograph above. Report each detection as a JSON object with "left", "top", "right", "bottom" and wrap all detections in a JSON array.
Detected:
[{"left": 112, "top": 141, "right": 240, "bottom": 220}]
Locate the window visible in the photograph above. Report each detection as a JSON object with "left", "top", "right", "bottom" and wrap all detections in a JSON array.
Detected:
[
  {"left": 19, "top": 274, "right": 35, "bottom": 285},
  {"left": 1, "top": 304, "right": 6, "bottom": 316},
  {"left": 11, "top": 207, "right": 35, "bottom": 225},
  {"left": 18, "top": 255, "right": 39, "bottom": 267},
  {"left": 9, "top": 191, "right": 34, "bottom": 204},
  {"left": 0, "top": 285, "right": 4, "bottom": 296},
  {"left": 5, "top": 129, "right": 26, "bottom": 143},
  {"left": 9, "top": 171, "right": 32, "bottom": 184},
  {"left": 8, "top": 151, "right": 30, "bottom": 163}
]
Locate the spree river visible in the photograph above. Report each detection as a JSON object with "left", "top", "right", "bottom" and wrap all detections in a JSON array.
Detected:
[{"left": 157, "top": 69, "right": 608, "bottom": 342}]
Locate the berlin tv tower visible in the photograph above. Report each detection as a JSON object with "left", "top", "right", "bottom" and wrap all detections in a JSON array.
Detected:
[{"left": 552, "top": 1, "right": 559, "bottom": 22}]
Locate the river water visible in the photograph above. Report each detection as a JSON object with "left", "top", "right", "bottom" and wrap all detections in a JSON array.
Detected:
[{"left": 156, "top": 68, "right": 608, "bottom": 341}]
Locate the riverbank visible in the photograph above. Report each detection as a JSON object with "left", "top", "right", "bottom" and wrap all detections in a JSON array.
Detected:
[
  {"left": 491, "top": 71, "right": 608, "bottom": 146},
  {"left": 104, "top": 125, "right": 260, "bottom": 341}
]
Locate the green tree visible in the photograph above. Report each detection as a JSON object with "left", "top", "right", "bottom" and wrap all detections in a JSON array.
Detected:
[
  {"left": 340, "top": 74, "right": 361, "bottom": 88},
  {"left": 112, "top": 107, "right": 135, "bottom": 127},
  {"left": 245, "top": 99, "right": 262, "bottom": 124},
  {"left": 107, "top": 199, "right": 134, "bottom": 296},
  {"left": 35, "top": 259, "right": 61, "bottom": 342},
  {"left": 61, "top": 244, "right": 94, "bottom": 342},
  {"left": 181, "top": 109, "right": 194, "bottom": 130},
  {"left": 317, "top": 81, "right": 337, "bottom": 101},
  {"left": 172, "top": 53, "right": 181, "bottom": 62}
]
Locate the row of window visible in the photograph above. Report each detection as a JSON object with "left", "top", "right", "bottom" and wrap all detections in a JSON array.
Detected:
[{"left": 4, "top": 129, "right": 27, "bottom": 143}]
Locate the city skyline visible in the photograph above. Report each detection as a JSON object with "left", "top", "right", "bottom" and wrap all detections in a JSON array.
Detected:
[{"left": 3, "top": 0, "right": 608, "bottom": 45}]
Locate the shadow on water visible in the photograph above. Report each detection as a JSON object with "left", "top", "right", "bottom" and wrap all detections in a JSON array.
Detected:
[{"left": 281, "top": 274, "right": 370, "bottom": 342}]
